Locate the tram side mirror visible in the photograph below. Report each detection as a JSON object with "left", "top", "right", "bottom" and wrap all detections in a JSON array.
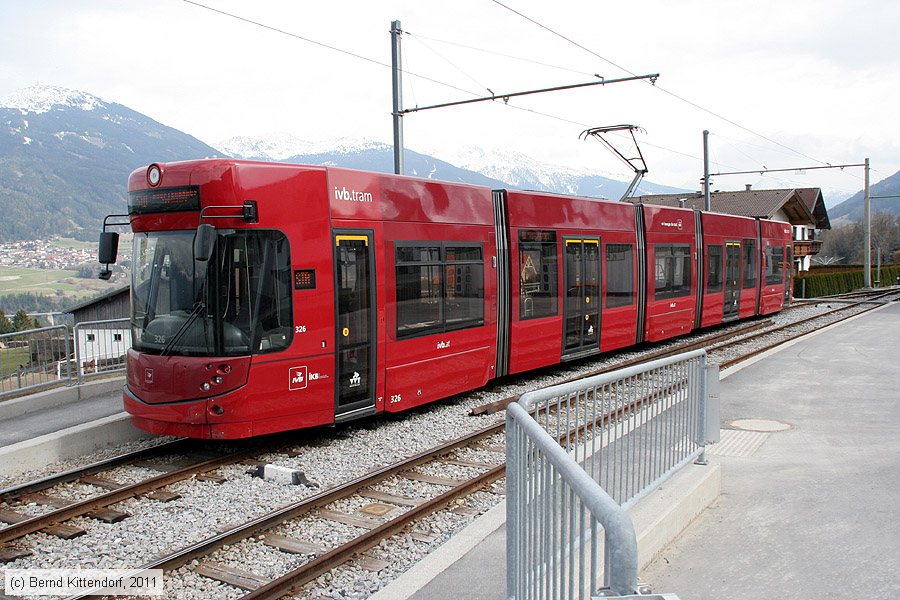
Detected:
[
  {"left": 98, "top": 231, "right": 119, "bottom": 265},
  {"left": 97, "top": 232, "right": 119, "bottom": 281},
  {"left": 194, "top": 224, "right": 216, "bottom": 262}
]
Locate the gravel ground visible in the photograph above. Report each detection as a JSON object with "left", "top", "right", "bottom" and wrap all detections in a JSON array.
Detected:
[{"left": 0, "top": 295, "right": 894, "bottom": 599}]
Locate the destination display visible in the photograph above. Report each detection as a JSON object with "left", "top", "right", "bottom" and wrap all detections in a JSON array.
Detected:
[{"left": 128, "top": 186, "right": 200, "bottom": 214}]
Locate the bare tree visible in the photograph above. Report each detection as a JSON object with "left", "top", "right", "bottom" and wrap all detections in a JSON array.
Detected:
[{"left": 818, "top": 213, "right": 899, "bottom": 264}]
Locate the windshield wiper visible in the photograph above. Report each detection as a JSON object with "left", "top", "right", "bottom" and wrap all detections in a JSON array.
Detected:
[{"left": 160, "top": 301, "right": 206, "bottom": 356}]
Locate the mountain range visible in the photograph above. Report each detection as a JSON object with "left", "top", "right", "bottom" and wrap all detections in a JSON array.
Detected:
[
  {"left": 0, "top": 85, "right": 895, "bottom": 243},
  {"left": 827, "top": 170, "right": 900, "bottom": 224},
  {"left": 0, "top": 86, "right": 220, "bottom": 242},
  {"left": 0, "top": 85, "right": 687, "bottom": 243}
]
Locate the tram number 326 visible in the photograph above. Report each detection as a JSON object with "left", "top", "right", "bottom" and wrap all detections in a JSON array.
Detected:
[{"left": 390, "top": 394, "right": 402, "bottom": 404}]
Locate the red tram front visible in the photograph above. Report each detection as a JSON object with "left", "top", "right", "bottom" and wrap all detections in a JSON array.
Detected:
[{"left": 115, "top": 160, "right": 499, "bottom": 438}]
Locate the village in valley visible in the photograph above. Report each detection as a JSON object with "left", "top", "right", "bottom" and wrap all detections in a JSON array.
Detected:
[{"left": 0, "top": 239, "right": 97, "bottom": 271}]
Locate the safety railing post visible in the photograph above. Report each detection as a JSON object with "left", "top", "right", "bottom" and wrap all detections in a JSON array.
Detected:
[
  {"left": 1, "top": 319, "right": 129, "bottom": 400},
  {"left": 507, "top": 350, "right": 704, "bottom": 599}
]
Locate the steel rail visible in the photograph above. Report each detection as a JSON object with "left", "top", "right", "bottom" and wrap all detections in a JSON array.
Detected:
[
  {"left": 241, "top": 377, "right": 692, "bottom": 598},
  {"left": 469, "top": 318, "right": 772, "bottom": 416},
  {"left": 244, "top": 464, "right": 505, "bottom": 599},
  {"left": 0, "top": 438, "right": 192, "bottom": 502},
  {"left": 132, "top": 421, "right": 507, "bottom": 576},
  {"left": 134, "top": 380, "right": 682, "bottom": 599},
  {"left": 0, "top": 447, "right": 258, "bottom": 544}
]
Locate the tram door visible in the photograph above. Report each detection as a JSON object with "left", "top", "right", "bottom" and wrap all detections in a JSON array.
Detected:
[
  {"left": 563, "top": 238, "right": 601, "bottom": 356},
  {"left": 333, "top": 232, "right": 377, "bottom": 420},
  {"left": 723, "top": 241, "right": 742, "bottom": 321}
]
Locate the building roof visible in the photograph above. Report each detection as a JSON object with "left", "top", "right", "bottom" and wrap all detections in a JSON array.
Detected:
[
  {"left": 626, "top": 187, "right": 827, "bottom": 228},
  {"left": 794, "top": 187, "right": 831, "bottom": 230},
  {"left": 64, "top": 286, "right": 129, "bottom": 314}
]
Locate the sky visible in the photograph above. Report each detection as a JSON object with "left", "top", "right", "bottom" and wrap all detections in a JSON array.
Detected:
[{"left": 2, "top": 0, "right": 899, "bottom": 204}]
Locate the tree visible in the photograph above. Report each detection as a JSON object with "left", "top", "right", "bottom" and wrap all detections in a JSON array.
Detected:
[
  {"left": 76, "top": 264, "right": 95, "bottom": 278},
  {"left": 0, "top": 309, "right": 13, "bottom": 335},
  {"left": 12, "top": 309, "right": 33, "bottom": 332},
  {"left": 819, "top": 222, "right": 859, "bottom": 263},
  {"left": 871, "top": 213, "right": 900, "bottom": 265},
  {"left": 818, "top": 213, "right": 900, "bottom": 264}
]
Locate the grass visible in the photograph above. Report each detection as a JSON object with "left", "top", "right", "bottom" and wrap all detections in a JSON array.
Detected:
[
  {"left": 0, "top": 267, "right": 79, "bottom": 295},
  {"left": 49, "top": 238, "right": 96, "bottom": 250},
  {"left": 0, "top": 346, "right": 32, "bottom": 376},
  {"left": 0, "top": 266, "right": 126, "bottom": 308}
]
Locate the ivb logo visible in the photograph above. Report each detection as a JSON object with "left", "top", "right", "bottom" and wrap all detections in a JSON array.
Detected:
[
  {"left": 289, "top": 366, "right": 308, "bottom": 390},
  {"left": 333, "top": 186, "right": 374, "bottom": 203},
  {"left": 661, "top": 219, "right": 684, "bottom": 231}
]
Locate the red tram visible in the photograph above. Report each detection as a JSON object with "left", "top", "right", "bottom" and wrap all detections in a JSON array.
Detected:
[{"left": 99, "top": 160, "right": 792, "bottom": 439}]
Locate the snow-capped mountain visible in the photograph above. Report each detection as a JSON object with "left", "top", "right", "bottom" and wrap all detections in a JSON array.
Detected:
[
  {"left": 219, "top": 133, "right": 686, "bottom": 199},
  {"left": 217, "top": 134, "right": 387, "bottom": 162},
  {"left": 0, "top": 85, "right": 220, "bottom": 242},
  {"left": 432, "top": 145, "right": 613, "bottom": 190},
  {"left": 1, "top": 85, "right": 108, "bottom": 115}
]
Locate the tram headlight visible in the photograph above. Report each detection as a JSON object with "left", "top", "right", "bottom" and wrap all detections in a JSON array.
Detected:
[{"left": 147, "top": 164, "right": 162, "bottom": 187}]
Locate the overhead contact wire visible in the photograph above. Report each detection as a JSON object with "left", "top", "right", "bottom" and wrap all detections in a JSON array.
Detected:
[{"left": 489, "top": 0, "right": 839, "bottom": 170}]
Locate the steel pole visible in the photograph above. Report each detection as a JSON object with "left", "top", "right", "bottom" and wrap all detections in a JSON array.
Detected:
[
  {"left": 390, "top": 20, "right": 404, "bottom": 176},
  {"left": 702, "top": 130, "right": 711, "bottom": 211},
  {"left": 864, "top": 157, "right": 871, "bottom": 287}
]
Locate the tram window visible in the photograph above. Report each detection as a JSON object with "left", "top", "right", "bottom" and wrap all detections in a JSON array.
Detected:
[
  {"left": 131, "top": 229, "right": 292, "bottom": 357},
  {"left": 446, "top": 247, "right": 484, "bottom": 327},
  {"left": 707, "top": 245, "right": 723, "bottom": 293},
  {"left": 606, "top": 243, "right": 634, "bottom": 308},
  {"left": 518, "top": 230, "right": 558, "bottom": 319},
  {"left": 218, "top": 230, "right": 293, "bottom": 354},
  {"left": 654, "top": 244, "right": 692, "bottom": 300},
  {"left": 765, "top": 246, "right": 784, "bottom": 285},
  {"left": 743, "top": 239, "right": 757, "bottom": 289},
  {"left": 395, "top": 242, "right": 484, "bottom": 339}
]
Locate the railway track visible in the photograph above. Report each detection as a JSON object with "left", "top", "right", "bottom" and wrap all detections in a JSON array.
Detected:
[
  {"left": 0, "top": 439, "right": 268, "bottom": 558},
  {"left": 97, "top": 378, "right": 670, "bottom": 599},
  {"left": 61, "top": 423, "right": 509, "bottom": 598},
  {"left": 0, "top": 438, "right": 192, "bottom": 502}
]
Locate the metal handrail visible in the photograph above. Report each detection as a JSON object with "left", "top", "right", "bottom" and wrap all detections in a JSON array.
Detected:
[
  {"left": 507, "top": 402, "right": 638, "bottom": 597},
  {"left": 0, "top": 324, "right": 72, "bottom": 399},
  {"left": 506, "top": 350, "right": 715, "bottom": 599},
  {"left": 73, "top": 318, "right": 130, "bottom": 384}
]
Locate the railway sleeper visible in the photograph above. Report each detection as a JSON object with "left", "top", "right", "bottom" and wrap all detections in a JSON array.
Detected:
[
  {"left": 195, "top": 562, "right": 268, "bottom": 591},
  {"left": 1, "top": 508, "right": 86, "bottom": 539},
  {"left": 355, "top": 553, "right": 391, "bottom": 572},
  {"left": 262, "top": 534, "right": 325, "bottom": 556},
  {"left": 20, "top": 494, "right": 130, "bottom": 524},
  {"left": 0, "top": 545, "right": 32, "bottom": 563}
]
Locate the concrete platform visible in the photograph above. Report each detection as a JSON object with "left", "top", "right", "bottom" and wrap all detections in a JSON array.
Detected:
[
  {"left": 640, "top": 300, "right": 900, "bottom": 599},
  {"left": 379, "top": 301, "right": 900, "bottom": 600},
  {"left": 0, "top": 378, "right": 152, "bottom": 478}
]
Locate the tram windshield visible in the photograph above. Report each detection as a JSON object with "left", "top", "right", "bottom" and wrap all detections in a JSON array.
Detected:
[{"left": 131, "top": 229, "right": 293, "bottom": 357}]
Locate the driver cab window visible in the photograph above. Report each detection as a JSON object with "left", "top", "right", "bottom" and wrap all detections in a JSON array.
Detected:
[{"left": 218, "top": 230, "right": 293, "bottom": 354}]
